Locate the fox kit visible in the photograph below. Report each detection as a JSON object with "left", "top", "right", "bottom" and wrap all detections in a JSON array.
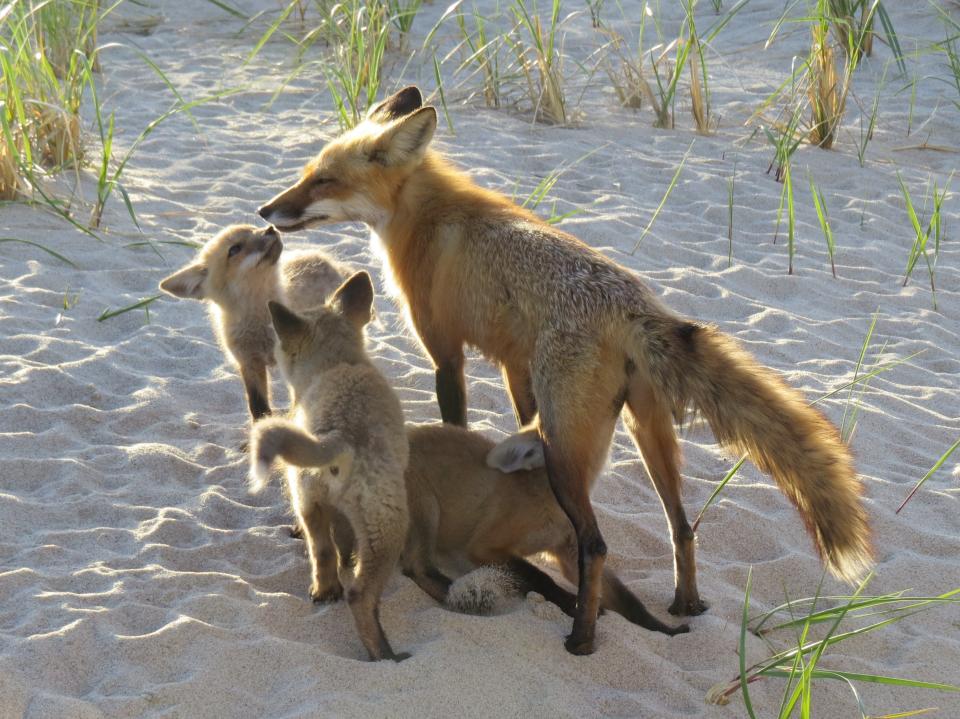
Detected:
[
  {"left": 248, "top": 272, "right": 410, "bottom": 662},
  {"left": 258, "top": 86, "right": 873, "bottom": 655},
  {"left": 403, "top": 423, "right": 688, "bottom": 637},
  {"left": 159, "top": 224, "right": 347, "bottom": 420}
]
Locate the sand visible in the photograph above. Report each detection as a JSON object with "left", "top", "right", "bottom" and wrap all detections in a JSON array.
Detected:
[{"left": 1, "top": 0, "right": 958, "bottom": 717}]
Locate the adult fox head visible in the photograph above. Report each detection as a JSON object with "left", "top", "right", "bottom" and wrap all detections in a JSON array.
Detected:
[
  {"left": 268, "top": 271, "right": 375, "bottom": 393},
  {"left": 258, "top": 86, "right": 437, "bottom": 231},
  {"left": 159, "top": 224, "right": 283, "bottom": 305}
]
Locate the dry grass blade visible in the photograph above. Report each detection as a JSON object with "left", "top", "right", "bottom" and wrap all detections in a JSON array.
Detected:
[
  {"left": 808, "top": 20, "right": 842, "bottom": 148},
  {"left": 508, "top": 0, "right": 567, "bottom": 124}
]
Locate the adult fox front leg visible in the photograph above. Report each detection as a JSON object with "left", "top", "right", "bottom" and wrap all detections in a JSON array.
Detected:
[{"left": 258, "top": 87, "right": 874, "bottom": 655}]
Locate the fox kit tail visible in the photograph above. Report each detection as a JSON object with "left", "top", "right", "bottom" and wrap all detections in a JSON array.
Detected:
[
  {"left": 633, "top": 318, "right": 873, "bottom": 584},
  {"left": 248, "top": 417, "right": 354, "bottom": 492}
]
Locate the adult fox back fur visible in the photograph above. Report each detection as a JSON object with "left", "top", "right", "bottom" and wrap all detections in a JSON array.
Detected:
[{"left": 258, "top": 86, "right": 873, "bottom": 655}]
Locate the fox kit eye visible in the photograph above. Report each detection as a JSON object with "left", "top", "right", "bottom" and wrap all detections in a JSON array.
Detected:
[
  {"left": 228, "top": 243, "right": 242, "bottom": 258},
  {"left": 313, "top": 177, "right": 331, "bottom": 187}
]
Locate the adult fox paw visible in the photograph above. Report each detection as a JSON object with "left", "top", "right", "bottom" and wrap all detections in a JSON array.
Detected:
[{"left": 668, "top": 594, "right": 709, "bottom": 616}]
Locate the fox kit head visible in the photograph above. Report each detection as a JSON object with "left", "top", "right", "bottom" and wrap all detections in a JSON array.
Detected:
[
  {"left": 159, "top": 224, "right": 283, "bottom": 308},
  {"left": 268, "top": 271, "right": 375, "bottom": 394},
  {"left": 258, "top": 86, "right": 437, "bottom": 231}
]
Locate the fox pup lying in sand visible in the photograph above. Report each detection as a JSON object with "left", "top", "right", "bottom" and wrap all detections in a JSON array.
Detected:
[
  {"left": 259, "top": 86, "right": 873, "bottom": 655},
  {"left": 401, "top": 423, "right": 687, "bottom": 637},
  {"left": 159, "top": 224, "right": 347, "bottom": 420},
  {"left": 249, "top": 272, "right": 410, "bottom": 662}
]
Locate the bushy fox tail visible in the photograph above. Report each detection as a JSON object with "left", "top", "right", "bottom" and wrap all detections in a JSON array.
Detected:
[
  {"left": 248, "top": 417, "right": 354, "bottom": 492},
  {"left": 631, "top": 317, "right": 873, "bottom": 584}
]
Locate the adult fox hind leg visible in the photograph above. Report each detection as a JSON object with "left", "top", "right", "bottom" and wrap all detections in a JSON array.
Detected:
[
  {"left": 623, "top": 378, "right": 706, "bottom": 616},
  {"left": 552, "top": 538, "right": 689, "bottom": 636},
  {"left": 533, "top": 336, "right": 625, "bottom": 655}
]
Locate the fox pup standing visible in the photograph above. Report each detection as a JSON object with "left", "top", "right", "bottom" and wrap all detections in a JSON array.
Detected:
[
  {"left": 403, "top": 423, "right": 687, "bottom": 638},
  {"left": 159, "top": 224, "right": 347, "bottom": 420},
  {"left": 249, "top": 272, "right": 410, "bottom": 662},
  {"left": 258, "top": 87, "right": 873, "bottom": 655}
]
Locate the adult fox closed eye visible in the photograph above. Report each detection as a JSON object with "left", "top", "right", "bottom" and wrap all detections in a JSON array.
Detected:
[
  {"left": 159, "top": 224, "right": 348, "bottom": 420},
  {"left": 248, "top": 272, "right": 410, "bottom": 662},
  {"left": 258, "top": 86, "right": 874, "bottom": 655},
  {"left": 403, "top": 423, "right": 687, "bottom": 638}
]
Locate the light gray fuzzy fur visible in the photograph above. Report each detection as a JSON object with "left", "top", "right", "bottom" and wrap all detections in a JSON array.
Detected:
[{"left": 249, "top": 275, "right": 410, "bottom": 662}]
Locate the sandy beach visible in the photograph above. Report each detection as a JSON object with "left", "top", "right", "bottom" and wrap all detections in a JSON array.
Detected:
[{"left": 1, "top": 0, "right": 958, "bottom": 716}]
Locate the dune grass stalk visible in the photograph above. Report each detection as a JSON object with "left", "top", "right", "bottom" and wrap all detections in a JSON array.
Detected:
[
  {"left": 896, "top": 437, "right": 960, "bottom": 514},
  {"left": 454, "top": 3, "right": 507, "bottom": 109},
  {"left": 325, "top": 0, "right": 391, "bottom": 129},
  {"left": 507, "top": 0, "right": 567, "bottom": 124},
  {"left": 727, "top": 156, "right": 736, "bottom": 266},
  {"left": 633, "top": 140, "right": 693, "bottom": 251},
  {"left": 0, "top": 237, "right": 78, "bottom": 267},
  {"left": 764, "top": 103, "right": 805, "bottom": 182},
  {"left": 586, "top": 0, "right": 604, "bottom": 28},
  {"left": 855, "top": 63, "right": 884, "bottom": 166},
  {"left": 98, "top": 294, "right": 162, "bottom": 322},
  {"left": 384, "top": 0, "right": 424, "bottom": 42},
  {"left": 708, "top": 575, "right": 960, "bottom": 714},
  {"left": 432, "top": 54, "right": 456, "bottom": 133},
  {"left": 838, "top": 313, "right": 885, "bottom": 443},
  {"left": 897, "top": 171, "right": 951, "bottom": 311},
  {"left": 807, "top": 173, "right": 837, "bottom": 278},
  {"left": 517, "top": 146, "right": 603, "bottom": 223},
  {"left": 772, "top": 161, "right": 797, "bottom": 273}
]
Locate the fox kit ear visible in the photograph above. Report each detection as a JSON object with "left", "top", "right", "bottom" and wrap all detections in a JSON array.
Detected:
[
  {"left": 159, "top": 263, "right": 207, "bottom": 300},
  {"left": 486, "top": 430, "right": 545, "bottom": 473},
  {"left": 366, "top": 86, "right": 423, "bottom": 122},
  {"left": 332, "top": 271, "right": 374, "bottom": 327},
  {"left": 371, "top": 107, "right": 437, "bottom": 166},
  {"left": 268, "top": 301, "right": 308, "bottom": 341}
]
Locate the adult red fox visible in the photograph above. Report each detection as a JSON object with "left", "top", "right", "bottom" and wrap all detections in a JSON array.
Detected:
[{"left": 258, "top": 87, "right": 873, "bottom": 655}]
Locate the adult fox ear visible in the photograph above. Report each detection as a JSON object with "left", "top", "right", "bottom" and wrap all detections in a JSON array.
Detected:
[
  {"left": 370, "top": 107, "right": 437, "bottom": 166},
  {"left": 159, "top": 263, "right": 207, "bottom": 300},
  {"left": 332, "top": 271, "right": 374, "bottom": 327},
  {"left": 268, "top": 301, "right": 308, "bottom": 341},
  {"left": 366, "top": 86, "right": 423, "bottom": 122}
]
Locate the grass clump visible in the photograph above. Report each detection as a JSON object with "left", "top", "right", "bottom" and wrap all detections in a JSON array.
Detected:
[
  {"left": 0, "top": 0, "right": 107, "bottom": 200},
  {"left": 507, "top": 0, "right": 567, "bottom": 124},
  {"left": 707, "top": 572, "right": 960, "bottom": 716},
  {"left": 756, "top": 0, "right": 902, "bottom": 153},
  {"left": 602, "top": 0, "right": 746, "bottom": 132},
  {"left": 451, "top": 2, "right": 508, "bottom": 110},
  {"left": 325, "top": 0, "right": 391, "bottom": 128}
]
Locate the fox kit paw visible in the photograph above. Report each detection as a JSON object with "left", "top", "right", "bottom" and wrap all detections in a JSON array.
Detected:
[
  {"left": 311, "top": 581, "right": 344, "bottom": 604},
  {"left": 668, "top": 593, "right": 709, "bottom": 617},
  {"left": 288, "top": 523, "right": 304, "bottom": 539},
  {"left": 390, "top": 651, "right": 412, "bottom": 663}
]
